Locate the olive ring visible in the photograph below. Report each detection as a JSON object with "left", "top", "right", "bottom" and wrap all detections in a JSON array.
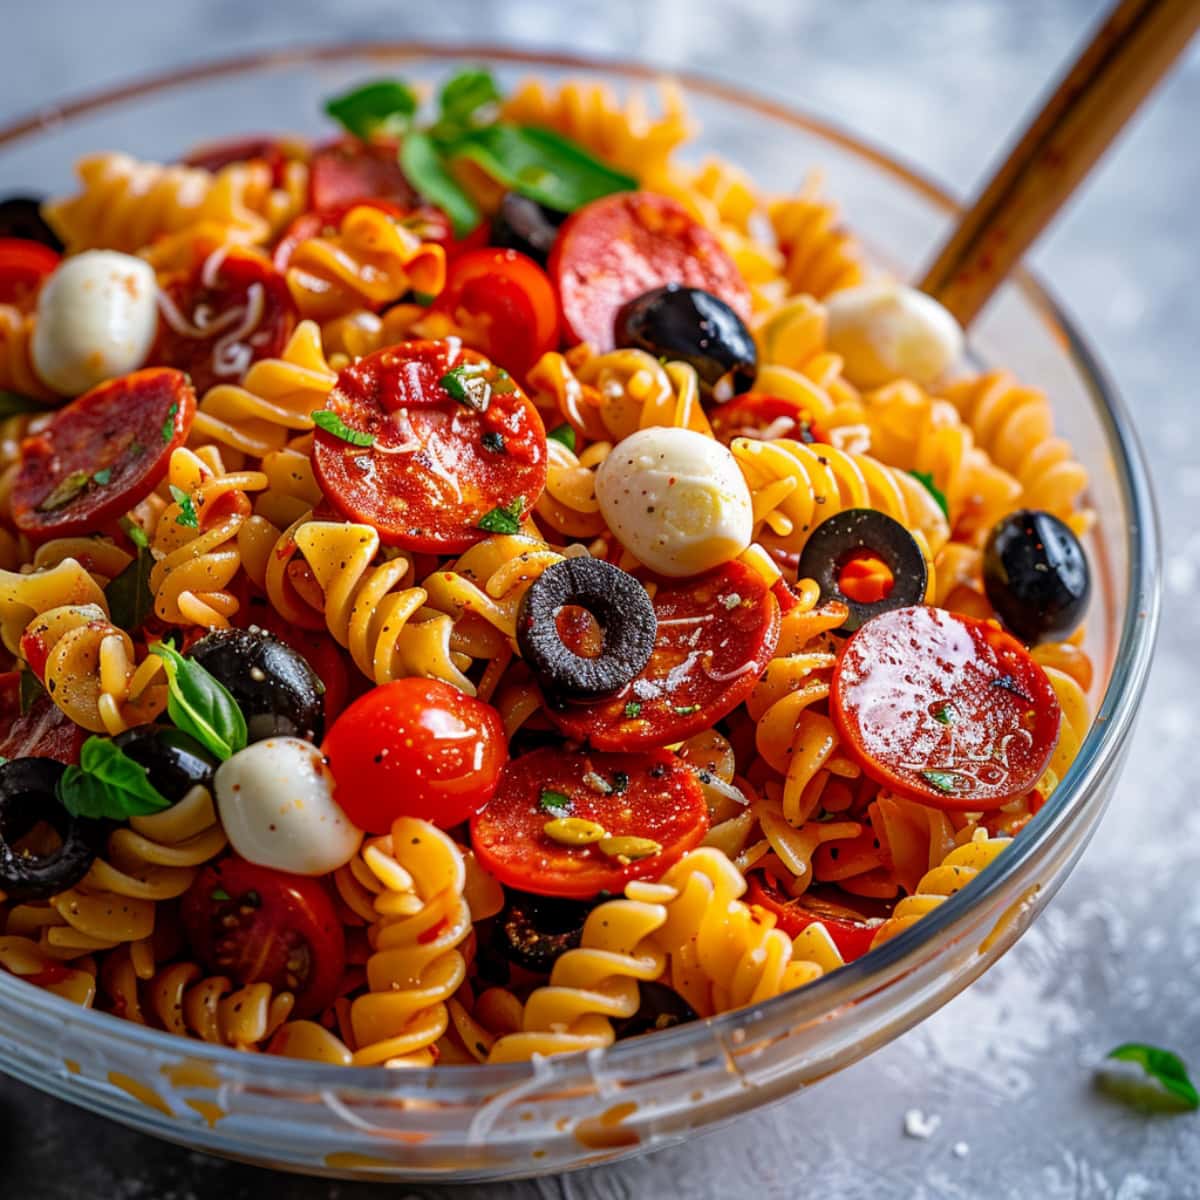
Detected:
[
  {"left": 517, "top": 558, "right": 657, "bottom": 701},
  {"left": 797, "top": 507, "right": 928, "bottom": 635}
]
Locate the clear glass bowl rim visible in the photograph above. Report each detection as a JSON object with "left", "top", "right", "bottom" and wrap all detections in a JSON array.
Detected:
[{"left": 0, "top": 40, "right": 1161, "bottom": 1097}]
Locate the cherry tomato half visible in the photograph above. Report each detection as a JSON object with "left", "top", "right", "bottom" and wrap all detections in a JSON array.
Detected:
[
  {"left": 549, "top": 559, "right": 781, "bottom": 751},
  {"left": 180, "top": 857, "right": 345, "bottom": 1018},
  {"left": 0, "top": 237, "right": 60, "bottom": 306},
  {"left": 747, "top": 874, "right": 880, "bottom": 962},
  {"left": 710, "top": 394, "right": 827, "bottom": 447},
  {"left": 151, "top": 246, "right": 296, "bottom": 396},
  {"left": 832, "top": 606, "right": 1062, "bottom": 810},
  {"left": 12, "top": 367, "right": 195, "bottom": 540},
  {"left": 550, "top": 192, "right": 751, "bottom": 351},
  {"left": 312, "top": 339, "right": 548, "bottom": 553},
  {"left": 434, "top": 248, "right": 559, "bottom": 378},
  {"left": 309, "top": 137, "right": 417, "bottom": 212},
  {"left": 470, "top": 747, "right": 708, "bottom": 899},
  {"left": 322, "top": 678, "right": 508, "bottom": 833},
  {"left": 0, "top": 671, "right": 85, "bottom": 764}
]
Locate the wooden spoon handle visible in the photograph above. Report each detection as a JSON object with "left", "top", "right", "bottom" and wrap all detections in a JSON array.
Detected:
[{"left": 920, "top": 0, "right": 1200, "bottom": 327}]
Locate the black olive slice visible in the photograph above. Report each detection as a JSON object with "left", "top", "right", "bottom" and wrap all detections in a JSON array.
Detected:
[
  {"left": 614, "top": 284, "right": 757, "bottom": 400},
  {"left": 187, "top": 628, "right": 325, "bottom": 743},
  {"left": 0, "top": 758, "right": 105, "bottom": 901},
  {"left": 491, "top": 192, "right": 567, "bottom": 265},
  {"left": 495, "top": 889, "right": 595, "bottom": 974},
  {"left": 797, "top": 508, "right": 928, "bottom": 635},
  {"left": 517, "top": 558, "right": 656, "bottom": 702},
  {"left": 983, "top": 509, "right": 1090, "bottom": 645},
  {"left": 113, "top": 726, "right": 218, "bottom": 801},
  {"left": 0, "top": 196, "right": 63, "bottom": 251},
  {"left": 613, "top": 981, "right": 698, "bottom": 1039}
]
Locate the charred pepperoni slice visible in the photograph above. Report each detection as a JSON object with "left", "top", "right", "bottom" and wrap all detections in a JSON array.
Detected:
[
  {"left": 550, "top": 192, "right": 751, "bottom": 351},
  {"left": 548, "top": 559, "right": 781, "bottom": 751},
  {"left": 151, "top": 246, "right": 295, "bottom": 395},
  {"left": 11, "top": 367, "right": 194, "bottom": 539},
  {"left": 832, "top": 606, "right": 1061, "bottom": 810},
  {"left": 309, "top": 137, "right": 417, "bottom": 212},
  {"left": 311, "top": 339, "right": 548, "bottom": 553},
  {"left": 470, "top": 747, "right": 708, "bottom": 899},
  {"left": 710, "top": 394, "right": 827, "bottom": 446},
  {"left": 0, "top": 672, "right": 85, "bottom": 764}
]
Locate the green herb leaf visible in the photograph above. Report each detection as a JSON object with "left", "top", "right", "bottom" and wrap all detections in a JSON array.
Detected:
[
  {"left": 105, "top": 538, "right": 154, "bottom": 631},
  {"left": 0, "top": 390, "right": 45, "bottom": 418},
  {"left": 548, "top": 423, "right": 577, "bottom": 453},
  {"left": 539, "top": 788, "right": 572, "bottom": 816},
  {"left": 477, "top": 496, "right": 525, "bottom": 535},
  {"left": 909, "top": 470, "right": 949, "bottom": 520},
  {"left": 92, "top": 467, "right": 113, "bottom": 486},
  {"left": 1105, "top": 1044, "right": 1199, "bottom": 1111},
  {"left": 325, "top": 79, "right": 418, "bottom": 140},
  {"left": 161, "top": 401, "right": 179, "bottom": 445},
  {"left": 432, "top": 68, "right": 502, "bottom": 141},
  {"left": 169, "top": 484, "right": 199, "bottom": 529},
  {"left": 933, "top": 703, "right": 957, "bottom": 726},
  {"left": 400, "top": 130, "right": 481, "bottom": 239},
  {"left": 211, "top": 887, "right": 231, "bottom": 902},
  {"left": 36, "top": 469, "right": 92, "bottom": 513},
  {"left": 57, "top": 736, "right": 172, "bottom": 820},
  {"left": 149, "top": 642, "right": 247, "bottom": 761},
  {"left": 311, "top": 409, "right": 376, "bottom": 447},
  {"left": 411, "top": 290, "right": 438, "bottom": 307},
  {"left": 441, "top": 363, "right": 492, "bottom": 412},
  {"left": 19, "top": 667, "right": 45, "bottom": 716},
  {"left": 120, "top": 515, "right": 150, "bottom": 550},
  {"left": 451, "top": 123, "right": 636, "bottom": 212},
  {"left": 623, "top": 701, "right": 642, "bottom": 719},
  {"left": 922, "top": 769, "right": 959, "bottom": 794}
]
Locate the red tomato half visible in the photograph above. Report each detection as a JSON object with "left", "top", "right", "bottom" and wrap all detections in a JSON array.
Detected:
[
  {"left": 12, "top": 367, "right": 194, "bottom": 540},
  {"left": 0, "top": 671, "right": 85, "bottom": 764},
  {"left": 0, "top": 237, "right": 59, "bottom": 306},
  {"left": 434, "top": 248, "right": 559, "bottom": 377},
  {"left": 309, "top": 137, "right": 417, "bottom": 212},
  {"left": 747, "top": 874, "right": 880, "bottom": 962},
  {"left": 550, "top": 192, "right": 751, "bottom": 351},
  {"left": 549, "top": 559, "right": 781, "bottom": 751},
  {"left": 312, "top": 340, "right": 548, "bottom": 552},
  {"left": 832, "top": 606, "right": 1061, "bottom": 810},
  {"left": 181, "top": 857, "right": 345, "bottom": 1018},
  {"left": 151, "top": 247, "right": 296, "bottom": 396},
  {"left": 711, "top": 394, "right": 827, "bottom": 446},
  {"left": 470, "top": 747, "right": 708, "bottom": 899},
  {"left": 322, "top": 678, "right": 508, "bottom": 833}
]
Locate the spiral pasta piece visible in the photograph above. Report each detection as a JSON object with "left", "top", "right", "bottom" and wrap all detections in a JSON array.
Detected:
[
  {"left": 769, "top": 177, "right": 868, "bottom": 300},
  {"left": 0, "top": 935, "right": 96, "bottom": 1006}
]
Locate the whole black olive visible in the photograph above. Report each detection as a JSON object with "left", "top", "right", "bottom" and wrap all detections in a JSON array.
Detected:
[
  {"left": 0, "top": 196, "right": 63, "bottom": 251},
  {"left": 495, "top": 889, "right": 595, "bottom": 974},
  {"left": 983, "top": 509, "right": 1090, "bottom": 644},
  {"left": 0, "top": 758, "right": 105, "bottom": 901},
  {"left": 613, "top": 981, "right": 697, "bottom": 1040},
  {"left": 491, "top": 192, "right": 567, "bottom": 265},
  {"left": 614, "top": 285, "right": 757, "bottom": 400},
  {"left": 517, "top": 558, "right": 657, "bottom": 702},
  {"left": 187, "top": 628, "right": 325, "bottom": 743},
  {"left": 113, "top": 726, "right": 218, "bottom": 801},
  {"left": 797, "top": 508, "right": 929, "bottom": 635}
]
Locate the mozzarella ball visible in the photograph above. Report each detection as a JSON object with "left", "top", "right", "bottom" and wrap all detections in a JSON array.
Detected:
[
  {"left": 32, "top": 250, "right": 158, "bottom": 395},
  {"left": 595, "top": 427, "right": 753, "bottom": 577},
  {"left": 215, "top": 737, "right": 362, "bottom": 876},
  {"left": 825, "top": 282, "right": 963, "bottom": 389}
]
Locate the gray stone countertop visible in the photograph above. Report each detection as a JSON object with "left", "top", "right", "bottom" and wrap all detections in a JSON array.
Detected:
[{"left": 1, "top": 1, "right": 1198, "bottom": 1196}]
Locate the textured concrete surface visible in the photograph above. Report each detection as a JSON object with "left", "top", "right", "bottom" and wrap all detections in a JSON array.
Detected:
[{"left": 1, "top": 1, "right": 1198, "bottom": 1196}]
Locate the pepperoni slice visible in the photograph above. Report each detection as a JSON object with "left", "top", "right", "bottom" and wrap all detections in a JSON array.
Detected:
[
  {"left": 0, "top": 672, "right": 85, "bottom": 764},
  {"left": 710, "top": 394, "right": 827, "bottom": 446},
  {"left": 549, "top": 559, "right": 781, "bottom": 751},
  {"left": 549, "top": 192, "right": 751, "bottom": 351},
  {"left": 469, "top": 747, "right": 708, "bottom": 899},
  {"left": 832, "top": 606, "right": 1061, "bottom": 810},
  {"left": 312, "top": 339, "right": 548, "bottom": 553},
  {"left": 12, "top": 367, "right": 194, "bottom": 539},
  {"left": 746, "top": 875, "right": 881, "bottom": 961},
  {"left": 151, "top": 247, "right": 296, "bottom": 396},
  {"left": 309, "top": 138, "right": 417, "bottom": 212}
]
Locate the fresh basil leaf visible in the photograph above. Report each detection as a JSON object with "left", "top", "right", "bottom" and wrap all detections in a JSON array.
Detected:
[
  {"left": 476, "top": 496, "right": 524, "bottom": 535},
  {"left": 19, "top": 667, "right": 45, "bottom": 716},
  {"left": 36, "top": 469, "right": 91, "bottom": 513},
  {"left": 105, "top": 540, "right": 154, "bottom": 631},
  {"left": 1104, "top": 1044, "right": 1199, "bottom": 1112},
  {"left": 325, "top": 79, "right": 418, "bottom": 140},
  {"left": 431, "top": 68, "right": 502, "bottom": 141},
  {"left": 548, "top": 423, "right": 577, "bottom": 452},
  {"left": 120, "top": 515, "right": 150, "bottom": 550},
  {"left": 169, "top": 484, "right": 199, "bottom": 529},
  {"left": 0, "top": 390, "right": 46, "bottom": 418},
  {"left": 149, "top": 642, "right": 247, "bottom": 761},
  {"left": 311, "top": 409, "right": 376, "bottom": 447},
  {"left": 57, "top": 735, "right": 171, "bottom": 820},
  {"left": 539, "top": 788, "right": 572, "bottom": 816},
  {"left": 400, "top": 131, "right": 480, "bottom": 239},
  {"left": 451, "top": 123, "right": 635, "bottom": 212},
  {"left": 909, "top": 470, "right": 949, "bottom": 520},
  {"left": 623, "top": 701, "right": 642, "bottom": 719},
  {"left": 441, "top": 363, "right": 492, "bottom": 412}
]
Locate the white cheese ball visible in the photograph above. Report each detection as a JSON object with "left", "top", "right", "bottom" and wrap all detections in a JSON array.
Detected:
[
  {"left": 595, "top": 426, "right": 753, "bottom": 577},
  {"left": 825, "top": 281, "right": 964, "bottom": 389},
  {"left": 215, "top": 737, "right": 362, "bottom": 876},
  {"left": 32, "top": 250, "right": 158, "bottom": 395}
]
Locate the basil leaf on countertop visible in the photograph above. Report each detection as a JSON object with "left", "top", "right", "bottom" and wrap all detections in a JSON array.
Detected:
[{"left": 1101, "top": 1043, "right": 1199, "bottom": 1112}]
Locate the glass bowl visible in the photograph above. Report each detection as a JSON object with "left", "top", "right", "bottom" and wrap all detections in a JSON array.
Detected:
[{"left": 0, "top": 43, "right": 1160, "bottom": 1184}]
